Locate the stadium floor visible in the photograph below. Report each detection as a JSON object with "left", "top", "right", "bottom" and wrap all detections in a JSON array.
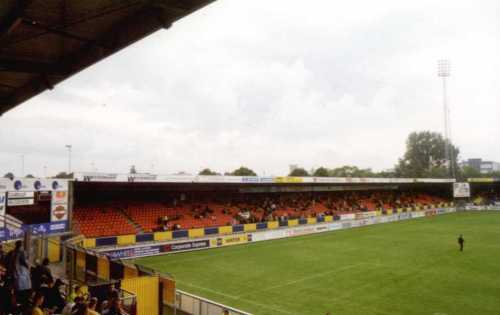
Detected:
[{"left": 135, "top": 212, "right": 500, "bottom": 315}]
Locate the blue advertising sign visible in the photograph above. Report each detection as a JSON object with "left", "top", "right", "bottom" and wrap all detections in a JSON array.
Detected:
[
  {"left": 101, "top": 239, "right": 210, "bottom": 259},
  {"left": 0, "top": 226, "right": 24, "bottom": 241},
  {"left": 22, "top": 220, "right": 69, "bottom": 236}
]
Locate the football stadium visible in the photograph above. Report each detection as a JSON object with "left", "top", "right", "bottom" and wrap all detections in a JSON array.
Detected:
[{"left": 0, "top": 1, "right": 499, "bottom": 315}]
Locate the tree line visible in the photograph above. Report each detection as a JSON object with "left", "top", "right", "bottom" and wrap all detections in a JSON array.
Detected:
[
  {"left": 197, "top": 131, "right": 500, "bottom": 179},
  {"left": 3, "top": 131, "right": 499, "bottom": 180}
]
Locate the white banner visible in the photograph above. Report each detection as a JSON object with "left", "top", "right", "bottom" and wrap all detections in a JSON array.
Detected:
[
  {"left": 74, "top": 172, "right": 455, "bottom": 185},
  {"left": 8, "top": 198, "right": 34, "bottom": 206},
  {"left": 0, "top": 192, "right": 5, "bottom": 218},
  {"left": 52, "top": 191, "right": 68, "bottom": 205},
  {"left": 3, "top": 178, "right": 68, "bottom": 192},
  {"left": 340, "top": 213, "right": 355, "bottom": 221},
  {"left": 51, "top": 204, "right": 68, "bottom": 221},
  {"left": 51, "top": 191, "right": 68, "bottom": 222},
  {"left": 453, "top": 183, "right": 471, "bottom": 198},
  {"left": 8, "top": 191, "right": 35, "bottom": 199}
]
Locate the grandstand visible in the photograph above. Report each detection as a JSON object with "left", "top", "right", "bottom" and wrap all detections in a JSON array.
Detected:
[
  {"left": 71, "top": 174, "right": 452, "bottom": 238},
  {"left": 1, "top": 173, "right": 500, "bottom": 314}
]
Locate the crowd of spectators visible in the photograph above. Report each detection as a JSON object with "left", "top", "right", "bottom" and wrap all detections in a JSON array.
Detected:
[
  {"left": 0, "top": 241, "right": 125, "bottom": 315},
  {"left": 471, "top": 191, "right": 500, "bottom": 206},
  {"left": 73, "top": 190, "right": 450, "bottom": 235},
  {"left": 152, "top": 190, "right": 448, "bottom": 229}
]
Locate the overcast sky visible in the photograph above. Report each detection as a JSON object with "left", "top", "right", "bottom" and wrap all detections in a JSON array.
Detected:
[{"left": 0, "top": 0, "right": 498, "bottom": 177}]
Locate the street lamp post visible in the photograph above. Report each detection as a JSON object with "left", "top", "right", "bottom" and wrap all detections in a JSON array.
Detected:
[{"left": 65, "top": 145, "right": 72, "bottom": 174}]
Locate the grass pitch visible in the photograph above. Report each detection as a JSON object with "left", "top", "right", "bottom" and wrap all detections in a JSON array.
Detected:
[{"left": 135, "top": 212, "right": 500, "bottom": 315}]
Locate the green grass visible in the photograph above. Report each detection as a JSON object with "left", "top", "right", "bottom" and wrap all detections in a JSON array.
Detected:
[{"left": 135, "top": 212, "right": 500, "bottom": 315}]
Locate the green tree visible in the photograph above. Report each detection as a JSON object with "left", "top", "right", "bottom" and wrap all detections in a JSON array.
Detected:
[
  {"left": 313, "top": 167, "right": 330, "bottom": 177},
  {"left": 26, "top": 174, "right": 35, "bottom": 178},
  {"left": 490, "top": 171, "right": 500, "bottom": 178},
  {"left": 459, "top": 165, "right": 482, "bottom": 180},
  {"left": 374, "top": 170, "right": 396, "bottom": 178},
  {"left": 289, "top": 168, "right": 309, "bottom": 177},
  {"left": 54, "top": 172, "right": 73, "bottom": 179},
  {"left": 198, "top": 168, "right": 219, "bottom": 176},
  {"left": 230, "top": 166, "right": 257, "bottom": 176},
  {"left": 3, "top": 172, "right": 14, "bottom": 180},
  {"left": 329, "top": 166, "right": 375, "bottom": 177},
  {"left": 130, "top": 165, "right": 137, "bottom": 174},
  {"left": 395, "top": 131, "right": 459, "bottom": 178}
]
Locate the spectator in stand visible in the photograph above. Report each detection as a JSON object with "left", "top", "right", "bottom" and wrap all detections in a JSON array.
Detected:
[
  {"left": 40, "top": 258, "right": 53, "bottom": 284},
  {"left": 102, "top": 290, "right": 123, "bottom": 315},
  {"left": 32, "top": 258, "right": 52, "bottom": 291},
  {"left": 31, "top": 291, "right": 45, "bottom": 315},
  {"left": 37, "top": 276, "right": 51, "bottom": 302},
  {"left": 87, "top": 297, "right": 100, "bottom": 315},
  {"left": 68, "top": 285, "right": 86, "bottom": 303},
  {"left": 44, "top": 279, "right": 65, "bottom": 313},
  {"left": 61, "top": 296, "right": 76, "bottom": 315},
  {"left": 7, "top": 240, "right": 32, "bottom": 304},
  {"left": 31, "top": 259, "right": 43, "bottom": 290},
  {"left": 73, "top": 303, "right": 88, "bottom": 315},
  {"left": 0, "top": 243, "right": 5, "bottom": 268},
  {"left": 0, "top": 279, "right": 9, "bottom": 315}
]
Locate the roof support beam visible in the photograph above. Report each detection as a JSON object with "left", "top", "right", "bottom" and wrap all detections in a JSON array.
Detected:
[
  {"left": 0, "top": 0, "right": 34, "bottom": 37},
  {"left": 0, "top": 58, "right": 67, "bottom": 75},
  {"left": 1, "top": 7, "right": 166, "bottom": 115},
  {"left": 0, "top": 82, "right": 16, "bottom": 89},
  {"left": 0, "top": 0, "right": 216, "bottom": 116},
  {"left": 21, "top": 18, "right": 112, "bottom": 50}
]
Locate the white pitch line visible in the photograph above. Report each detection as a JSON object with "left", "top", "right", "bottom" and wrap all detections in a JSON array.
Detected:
[{"left": 236, "top": 263, "right": 366, "bottom": 298}]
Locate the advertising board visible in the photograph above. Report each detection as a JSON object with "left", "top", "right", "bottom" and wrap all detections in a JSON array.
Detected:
[
  {"left": 355, "top": 211, "right": 377, "bottom": 220},
  {"left": 8, "top": 198, "right": 34, "bottom": 206},
  {"left": 96, "top": 207, "right": 460, "bottom": 259},
  {"left": 273, "top": 177, "right": 304, "bottom": 184},
  {"left": 453, "top": 183, "right": 471, "bottom": 198},
  {"left": 51, "top": 204, "right": 68, "bottom": 221},
  {"left": 51, "top": 191, "right": 69, "bottom": 222},
  {"left": 0, "top": 193, "right": 5, "bottom": 218},
  {"left": 101, "top": 240, "right": 211, "bottom": 259},
  {"left": 23, "top": 221, "right": 69, "bottom": 236},
  {"left": 0, "top": 226, "right": 24, "bottom": 241},
  {"left": 8, "top": 191, "right": 35, "bottom": 199},
  {"left": 4, "top": 179, "right": 68, "bottom": 192},
  {"left": 210, "top": 234, "right": 252, "bottom": 247},
  {"left": 340, "top": 213, "right": 355, "bottom": 221}
]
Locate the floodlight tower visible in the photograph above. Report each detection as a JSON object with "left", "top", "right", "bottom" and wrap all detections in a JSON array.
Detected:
[{"left": 437, "top": 59, "right": 455, "bottom": 178}]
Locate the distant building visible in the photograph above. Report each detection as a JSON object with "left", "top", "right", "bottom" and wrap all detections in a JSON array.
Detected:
[{"left": 461, "top": 158, "right": 500, "bottom": 174}]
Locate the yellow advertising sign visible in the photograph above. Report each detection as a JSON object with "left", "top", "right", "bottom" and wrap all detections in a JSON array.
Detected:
[
  {"left": 468, "top": 178, "right": 495, "bottom": 183},
  {"left": 210, "top": 234, "right": 251, "bottom": 247},
  {"left": 273, "top": 176, "right": 303, "bottom": 183}
]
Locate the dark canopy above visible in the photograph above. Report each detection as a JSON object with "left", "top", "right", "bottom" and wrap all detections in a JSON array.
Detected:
[{"left": 0, "top": 0, "right": 214, "bottom": 116}]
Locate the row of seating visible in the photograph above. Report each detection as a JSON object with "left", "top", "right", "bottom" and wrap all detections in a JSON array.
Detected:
[
  {"left": 72, "top": 207, "right": 136, "bottom": 237},
  {"left": 72, "top": 192, "right": 448, "bottom": 237}
]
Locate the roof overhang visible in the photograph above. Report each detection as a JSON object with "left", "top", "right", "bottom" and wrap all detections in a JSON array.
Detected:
[{"left": 0, "top": 0, "right": 215, "bottom": 116}]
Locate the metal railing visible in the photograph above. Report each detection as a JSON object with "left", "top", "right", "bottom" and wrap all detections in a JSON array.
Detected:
[
  {"left": 2, "top": 213, "right": 23, "bottom": 228},
  {"left": 173, "top": 289, "right": 252, "bottom": 315},
  {"left": 121, "top": 289, "right": 138, "bottom": 315}
]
